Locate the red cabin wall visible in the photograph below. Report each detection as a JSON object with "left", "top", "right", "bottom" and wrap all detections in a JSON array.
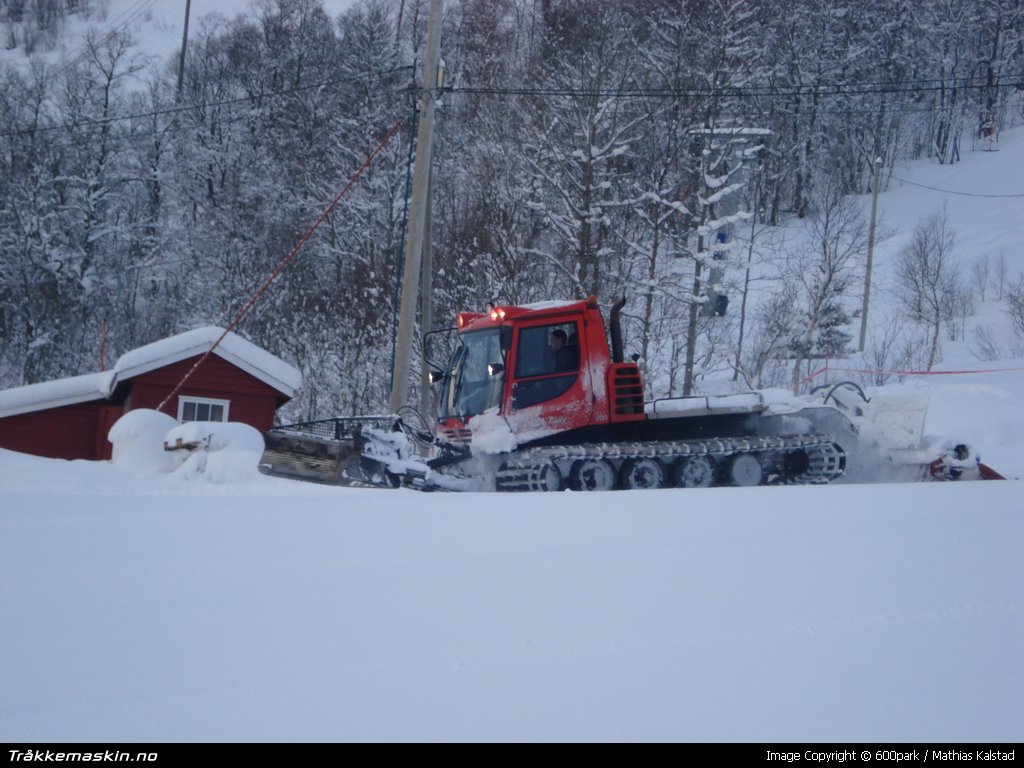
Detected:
[
  {"left": 96, "top": 405, "right": 126, "bottom": 460},
  {"left": 0, "top": 400, "right": 105, "bottom": 461},
  {"left": 124, "top": 355, "right": 283, "bottom": 432}
]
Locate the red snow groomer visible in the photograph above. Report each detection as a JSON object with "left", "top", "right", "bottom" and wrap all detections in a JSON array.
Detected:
[
  {"left": 261, "top": 296, "right": 855, "bottom": 490},
  {"left": 260, "top": 296, "right": 1004, "bottom": 490}
]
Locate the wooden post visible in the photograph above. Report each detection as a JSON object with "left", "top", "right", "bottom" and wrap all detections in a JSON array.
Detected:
[{"left": 859, "top": 156, "right": 882, "bottom": 352}]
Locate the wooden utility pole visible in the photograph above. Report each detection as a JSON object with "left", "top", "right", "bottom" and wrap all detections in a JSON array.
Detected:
[
  {"left": 395, "top": 0, "right": 406, "bottom": 54},
  {"left": 389, "top": 0, "right": 443, "bottom": 414},
  {"left": 176, "top": 0, "right": 192, "bottom": 98},
  {"left": 858, "top": 156, "right": 882, "bottom": 352},
  {"left": 418, "top": 168, "right": 434, "bottom": 418}
]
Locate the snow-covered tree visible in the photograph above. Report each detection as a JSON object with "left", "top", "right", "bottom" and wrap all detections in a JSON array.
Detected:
[
  {"left": 895, "top": 205, "right": 961, "bottom": 371},
  {"left": 785, "top": 172, "right": 865, "bottom": 391}
]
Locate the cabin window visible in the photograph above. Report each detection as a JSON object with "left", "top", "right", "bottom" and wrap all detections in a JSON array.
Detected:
[{"left": 177, "top": 396, "right": 230, "bottom": 423}]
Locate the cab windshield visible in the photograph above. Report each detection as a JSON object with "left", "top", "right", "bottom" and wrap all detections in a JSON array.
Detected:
[{"left": 440, "top": 329, "right": 505, "bottom": 418}]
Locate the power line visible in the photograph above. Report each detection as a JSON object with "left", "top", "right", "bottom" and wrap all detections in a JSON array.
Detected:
[
  {"left": 22, "top": 65, "right": 414, "bottom": 136},
  {"left": 888, "top": 174, "right": 1024, "bottom": 198},
  {"left": 1, "top": 96, "right": 412, "bottom": 168},
  {"left": 444, "top": 78, "right": 1024, "bottom": 100},
  {"left": 0, "top": 65, "right": 415, "bottom": 140},
  {"left": 4, "top": 68, "right": 1016, "bottom": 142},
  {"left": 441, "top": 83, "right": 1024, "bottom": 121}
]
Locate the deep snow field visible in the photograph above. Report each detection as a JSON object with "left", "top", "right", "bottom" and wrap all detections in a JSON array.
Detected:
[{"left": 0, "top": 446, "right": 1022, "bottom": 743}]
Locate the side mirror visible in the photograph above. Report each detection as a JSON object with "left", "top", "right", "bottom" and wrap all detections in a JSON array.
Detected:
[
  {"left": 428, "top": 370, "right": 446, "bottom": 384},
  {"left": 487, "top": 362, "right": 505, "bottom": 377}
]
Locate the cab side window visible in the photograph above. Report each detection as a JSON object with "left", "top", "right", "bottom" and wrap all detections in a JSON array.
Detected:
[
  {"left": 515, "top": 323, "right": 579, "bottom": 377},
  {"left": 512, "top": 322, "right": 579, "bottom": 409}
]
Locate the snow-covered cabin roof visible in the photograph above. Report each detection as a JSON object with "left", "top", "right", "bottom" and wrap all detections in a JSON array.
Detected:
[
  {"left": 113, "top": 327, "right": 302, "bottom": 397},
  {"left": 0, "top": 371, "right": 116, "bottom": 419},
  {"left": 0, "top": 328, "right": 301, "bottom": 419}
]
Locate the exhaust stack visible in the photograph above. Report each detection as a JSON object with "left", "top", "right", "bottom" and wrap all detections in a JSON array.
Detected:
[{"left": 609, "top": 296, "right": 626, "bottom": 364}]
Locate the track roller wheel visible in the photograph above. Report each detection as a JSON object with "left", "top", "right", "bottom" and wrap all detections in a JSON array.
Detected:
[
  {"left": 533, "top": 461, "right": 564, "bottom": 492},
  {"left": 782, "top": 448, "right": 810, "bottom": 479},
  {"left": 728, "top": 453, "right": 764, "bottom": 486},
  {"left": 619, "top": 457, "right": 668, "bottom": 490},
  {"left": 570, "top": 458, "right": 618, "bottom": 491},
  {"left": 676, "top": 455, "right": 717, "bottom": 488}
]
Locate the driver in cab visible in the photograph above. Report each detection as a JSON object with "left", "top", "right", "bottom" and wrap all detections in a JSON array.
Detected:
[{"left": 550, "top": 329, "right": 576, "bottom": 372}]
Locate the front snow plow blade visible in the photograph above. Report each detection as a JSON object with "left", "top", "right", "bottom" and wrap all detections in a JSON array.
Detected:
[{"left": 259, "top": 416, "right": 402, "bottom": 486}]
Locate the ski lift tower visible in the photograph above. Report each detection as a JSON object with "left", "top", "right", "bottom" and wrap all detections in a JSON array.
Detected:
[{"left": 686, "top": 125, "right": 770, "bottom": 317}]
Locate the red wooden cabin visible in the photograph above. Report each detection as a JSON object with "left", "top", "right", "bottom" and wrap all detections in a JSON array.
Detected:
[{"left": 0, "top": 328, "right": 301, "bottom": 461}]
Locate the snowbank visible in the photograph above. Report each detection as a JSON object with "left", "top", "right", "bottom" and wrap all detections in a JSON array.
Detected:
[
  {"left": 164, "top": 421, "right": 266, "bottom": 483},
  {"left": 106, "top": 409, "right": 266, "bottom": 483},
  {"left": 468, "top": 410, "right": 517, "bottom": 454},
  {"left": 107, "top": 409, "right": 177, "bottom": 473}
]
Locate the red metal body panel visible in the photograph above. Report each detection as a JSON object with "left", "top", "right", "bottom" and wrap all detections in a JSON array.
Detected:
[
  {"left": 606, "top": 363, "right": 646, "bottom": 421},
  {"left": 503, "top": 306, "right": 597, "bottom": 438},
  {"left": 979, "top": 463, "right": 1005, "bottom": 480}
]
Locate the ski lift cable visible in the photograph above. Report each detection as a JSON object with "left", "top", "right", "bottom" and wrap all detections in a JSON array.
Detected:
[
  {"left": 888, "top": 174, "right": 1024, "bottom": 198},
  {"left": 155, "top": 118, "right": 404, "bottom": 416},
  {"left": 48, "top": 0, "right": 161, "bottom": 80}
]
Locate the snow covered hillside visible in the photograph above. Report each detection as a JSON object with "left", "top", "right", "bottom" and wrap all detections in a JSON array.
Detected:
[
  {"left": 829, "top": 124, "right": 1024, "bottom": 479},
  {"left": 0, "top": 0, "right": 357, "bottom": 66}
]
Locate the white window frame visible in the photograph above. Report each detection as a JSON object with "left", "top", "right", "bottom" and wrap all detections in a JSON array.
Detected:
[{"left": 177, "top": 396, "right": 231, "bottom": 423}]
